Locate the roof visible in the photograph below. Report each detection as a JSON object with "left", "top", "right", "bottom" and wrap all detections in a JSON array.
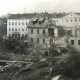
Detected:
[
  {"left": 8, "top": 13, "right": 38, "bottom": 19},
  {"left": 27, "top": 13, "right": 49, "bottom": 28},
  {"left": 52, "top": 12, "right": 80, "bottom": 19}
]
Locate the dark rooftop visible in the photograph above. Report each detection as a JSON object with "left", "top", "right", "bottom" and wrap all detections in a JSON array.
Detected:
[
  {"left": 8, "top": 13, "right": 38, "bottom": 19},
  {"left": 52, "top": 12, "right": 80, "bottom": 18},
  {"left": 27, "top": 13, "right": 49, "bottom": 28}
]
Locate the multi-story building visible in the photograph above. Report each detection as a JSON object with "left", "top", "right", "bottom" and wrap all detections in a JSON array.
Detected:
[
  {"left": 68, "top": 27, "right": 80, "bottom": 51},
  {"left": 52, "top": 12, "right": 80, "bottom": 30},
  {"left": 27, "top": 13, "right": 58, "bottom": 48},
  {"left": 7, "top": 13, "right": 37, "bottom": 39}
]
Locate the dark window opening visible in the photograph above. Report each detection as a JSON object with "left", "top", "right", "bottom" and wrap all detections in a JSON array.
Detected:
[
  {"left": 31, "top": 38, "right": 33, "bottom": 43},
  {"left": 71, "top": 40, "right": 74, "bottom": 45},
  {"left": 15, "top": 22, "right": 17, "bottom": 25},
  {"left": 33, "top": 18, "right": 38, "bottom": 24},
  {"left": 22, "top": 22, "right": 24, "bottom": 25},
  {"left": 71, "top": 20, "right": 73, "bottom": 22},
  {"left": 9, "top": 28, "right": 10, "bottom": 31},
  {"left": 48, "top": 28, "right": 54, "bottom": 37},
  {"left": 37, "top": 29, "right": 39, "bottom": 34},
  {"left": 19, "top": 22, "right": 20, "bottom": 25},
  {"left": 66, "top": 20, "right": 68, "bottom": 22},
  {"left": 15, "top": 29, "right": 17, "bottom": 31},
  {"left": 31, "top": 29, "right": 33, "bottom": 34},
  {"left": 75, "top": 19, "right": 77, "bottom": 22},
  {"left": 37, "top": 38, "right": 39, "bottom": 43},
  {"left": 78, "top": 40, "right": 80, "bottom": 45},
  {"left": 57, "top": 20, "right": 58, "bottom": 22},
  {"left": 12, "top": 22, "right": 14, "bottom": 25},
  {"left": 43, "top": 30, "right": 45, "bottom": 34},
  {"left": 43, "top": 39, "right": 45, "bottom": 43}
]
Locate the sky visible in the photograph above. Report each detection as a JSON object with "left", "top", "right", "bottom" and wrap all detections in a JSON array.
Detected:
[{"left": 0, "top": 0, "right": 80, "bottom": 16}]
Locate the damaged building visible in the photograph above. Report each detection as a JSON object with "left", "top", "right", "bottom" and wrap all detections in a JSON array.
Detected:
[{"left": 27, "top": 13, "right": 58, "bottom": 48}]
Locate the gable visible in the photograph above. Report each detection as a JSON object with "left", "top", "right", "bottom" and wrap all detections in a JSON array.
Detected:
[{"left": 62, "top": 13, "right": 80, "bottom": 19}]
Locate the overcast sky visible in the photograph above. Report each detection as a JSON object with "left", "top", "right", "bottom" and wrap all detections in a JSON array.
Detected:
[{"left": 0, "top": 0, "right": 80, "bottom": 16}]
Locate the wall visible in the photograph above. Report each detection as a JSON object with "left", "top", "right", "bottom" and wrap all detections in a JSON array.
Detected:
[
  {"left": 68, "top": 37, "right": 80, "bottom": 51},
  {"left": 7, "top": 19, "right": 30, "bottom": 37},
  {"left": 28, "top": 28, "right": 48, "bottom": 46}
]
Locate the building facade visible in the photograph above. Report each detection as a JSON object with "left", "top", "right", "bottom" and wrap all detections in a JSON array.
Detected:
[
  {"left": 7, "top": 14, "right": 37, "bottom": 39},
  {"left": 68, "top": 27, "right": 80, "bottom": 51},
  {"left": 27, "top": 13, "right": 58, "bottom": 48},
  {"left": 52, "top": 12, "right": 80, "bottom": 28}
]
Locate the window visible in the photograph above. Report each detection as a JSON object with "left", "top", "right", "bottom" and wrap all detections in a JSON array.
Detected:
[
  {"left": 75, "top": 19, "right": 77, "bottom": 22},
  {"left": 15, "top": 22, "right": 17, "bottom": 25},
  {"left": 22, "top": 29, "right": 24, "bottom": 31},
  {"left": 18, "top": 34, "right": 20, "bottom": 37},
  {"left": 19, "top": 22, "right": 20, "bottom": 25},
  {"left": 31, "top": 38, "right": 33, "bottom": 43},
  {"left": 9, "top": 28, "right": 10, "bottom": 31},
  {"left": 22, "top": 34, "right": 24, "bottom": 37},
  {"left": 66, "top": 20, "right": 68, "bottom": 22},
  {"left": 71, "top": 40, "right": 74, "bottom": 45},
  {"left": 9, "top": 22, "right": 11, "bottom": 25},
  {"left": 25, "top": 35, "right": 27, "bottom": 38},
  {"left": 37, "top": 29, "right": 39, "bottom": 34},
  {"left": 22, "top": 34, "right": 24, "bottom": 39},
  {"left": 26, "top": 22, "right": 27, "bottom": 25},
  {"left": 37, "top": 38, "right": 39, "bottom": 43},
  {"left": 22, "top": 22, "right": 24, "bottom": 25},
  {"left": 31, "top": 29, "right": 33, "bottom": 34},
  {"left": 15, "top": 29, "right": 17, "bottom": 31},
  {"left": 15, "top": 34, "right": 17, "bottom": 38},
  {"left": 43, "top": 30, "right": 45, "bottom": 34},
  {"left": 71, "top": 20, "right": 73, "bottom": 22},
  {"left": 43, "top": 39, "right": 45, "bottom": 43},
  {"left": 9, "top": 34, "right": 11, "bottom": 38},
  {"left": 12, "top": 34, "right": 14, "bottom": 38},
  {"left": 12, "top": 22, "right": 14, "bottom": 25},
  {"left": 78, "top": 40, "right": 80, "bottom": 45},
  {"left": 19, "top": 29, "right": 20, "bottom": 31},
  {"left": 12, "top": 28, "right": 14, "bottom": 31}
]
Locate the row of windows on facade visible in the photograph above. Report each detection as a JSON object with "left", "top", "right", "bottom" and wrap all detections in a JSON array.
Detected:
[
  {"left": 31, "top": 29, "right": 45, "bottom": 34},
  {"left": 8, "top": 22, "right": 27, "bottom": 26},
  {"left": 9, "top": 34, "right": 27, "bottom": 38},
  {"left": 57, "top": 19, "right": 80, "bottom": 22},
  {"left": 71, "top": 40, "right": 80, "bottom": 45},
  {"left": 9, "top": 28, "right": 27, "bottom": 31},
  {"left": 31, "top": 38, "right": 45, "bottom": 43}
]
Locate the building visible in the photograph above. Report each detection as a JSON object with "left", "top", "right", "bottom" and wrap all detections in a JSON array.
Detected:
[
  {"left": 7, "top": 13, "right": 37, "bottom": 39},
  {"left": 52, "top": 12, "right": 80, "bottom": 30},
  {"left": 68, "top": 27, "right": 80, "bottom": 51},
  {"left": 27, "top": 13, "right": 58, "bottom": 48}
]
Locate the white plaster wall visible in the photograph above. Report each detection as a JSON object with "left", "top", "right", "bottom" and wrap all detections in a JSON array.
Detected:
[{"left": 7, "top": 19, "right": 30, "bottom": 37}]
